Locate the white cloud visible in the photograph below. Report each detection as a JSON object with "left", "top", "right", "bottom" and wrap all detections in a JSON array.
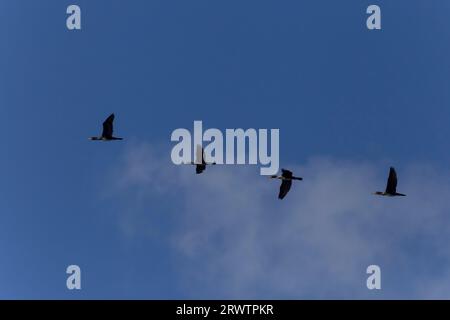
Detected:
[{"left": 109, "top": 143, "right": 450, "bottom": 299}]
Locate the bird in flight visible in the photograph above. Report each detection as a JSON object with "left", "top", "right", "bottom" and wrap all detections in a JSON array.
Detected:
[
  {"left": 270, "top": 169, "right": 303, "bottom": 199},
  {"left": 373, "top": 167, "right": 406, "bottom": 197},
  {"left": 190, "top": 145, "right": 216, "bottom": 174},
  {"left": 89, "top": 113, "right": 123, "bottom": 141}
]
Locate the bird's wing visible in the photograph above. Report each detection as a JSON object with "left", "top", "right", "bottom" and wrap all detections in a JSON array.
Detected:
[
  {"left": 102, "top": 114, "right": 115, "bottom": 138},
  {"left": 385, "top": 167, "right": 398, "bottom": 194},
  {"left": 281, "top": 169, "right": 293, "bottom": 179},
  {"left": 195, "top": 144, "right": 203, "bottom": 164},
  {"left": 278, "top": 179, "right": 292, "bottom": 199}
]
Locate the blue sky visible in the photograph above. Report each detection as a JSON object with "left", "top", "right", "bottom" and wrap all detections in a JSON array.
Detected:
[{"left": 1, "top": 0, "right": 450, "bottom": 299}]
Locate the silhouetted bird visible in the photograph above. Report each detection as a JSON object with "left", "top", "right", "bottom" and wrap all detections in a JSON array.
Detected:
[
  {"left": 191, "top": 145, "right": 216, "bottom": 174},
  {"left": 270, "top": 169, "right": 303, "bottom": 199},
  {"left": 89, "top": 113, "right": 123, "bottom": 141},
  {"left": 374, "top": 167, "right": 406, "bottom": 197}
]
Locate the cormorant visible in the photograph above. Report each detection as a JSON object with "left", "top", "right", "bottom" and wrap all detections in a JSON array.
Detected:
[
  {"left": 191, "top": 145, "right": 216, "bottom": 174},
  {"left": 89, "top": 113, "right": 123, "bottom": 141},
  {"left": 270, "top": 169, "right": 303, "bottom": 199},
  {"left": 374, "top": 167, "right": 406, "bottom": 197}
]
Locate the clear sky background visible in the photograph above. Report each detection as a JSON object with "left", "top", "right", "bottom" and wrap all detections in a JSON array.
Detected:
[{"left": 1, "top": 0, "right": 450, "bottom": 299}]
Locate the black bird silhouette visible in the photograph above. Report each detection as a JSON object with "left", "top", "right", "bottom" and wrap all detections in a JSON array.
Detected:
[
  {"left": 270, "top": 169, "right": 303, "bottom": 199},
  {"left": 89, "top": 113, "right": 123, "bottom": 141},
  {"left": 374, "top": 167, "right": 406, "bottom": 197},
  {"left": 191, "top": 145, "right": 216, "bottom": 174}
]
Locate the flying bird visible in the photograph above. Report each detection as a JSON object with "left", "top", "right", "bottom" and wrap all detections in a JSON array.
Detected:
[
  {"left": 191, "top": 145, "right": 216, "bottom": 174},
  {"left": 89, "top": 113, "right": 123, "bottom": 141},
  {"left": 374, "top": 167, "right": 406, "bottom": 197},
  {"left": 270, "top": 169, "right": 303, "bottom": 199}
]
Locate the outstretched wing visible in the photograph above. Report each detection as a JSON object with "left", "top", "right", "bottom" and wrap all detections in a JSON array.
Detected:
[
  {"left": 278, "top": 179, "right": 292, "bottom": 199},
  {"left": 195, "top": 144, "right": 204, "bottom": 164},
  {"left": 102, "top": 114, "right": 115, "bottom": 138},
  {"left": 385, "top": 167, "right": 397, "bottom": 194}
]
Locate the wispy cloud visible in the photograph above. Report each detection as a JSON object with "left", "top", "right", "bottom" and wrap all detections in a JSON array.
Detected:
[{"left": 108, "top": 143, "right": 450, "bottom": 299}]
